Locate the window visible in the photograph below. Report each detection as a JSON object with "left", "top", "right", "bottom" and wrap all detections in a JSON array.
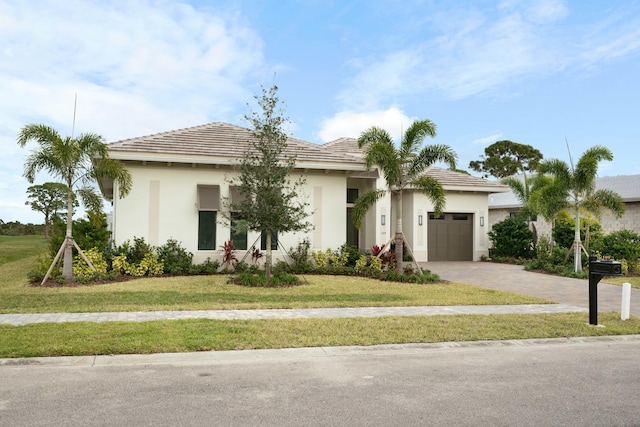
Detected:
[
  {"left": 230, "top": 212, "right": 248, "bottom": 250},
  {"left": 198, "top": 211, "right": 216, "bottom": 250},
  {"left": 429, "top": 214, "right": 445, "bottom": 220},
  {"left": 197, "top": 185, "right": 220, "bottom": 250},
  {"left": 452, "top": 214, "right": 469, "bottom": 221},
  {"left": 347, "top": 188, "right": 359, "bottom": 204},
  {"left": 261, "top": 230, "right": 278, "bottom": 250}
]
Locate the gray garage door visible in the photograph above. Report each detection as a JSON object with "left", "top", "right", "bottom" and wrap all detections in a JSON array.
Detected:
[{"left": 427, "top": 213, "right": 473, "bottom": 261}]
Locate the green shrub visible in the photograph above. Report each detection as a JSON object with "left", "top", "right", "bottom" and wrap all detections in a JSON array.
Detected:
[
  {"left": 592, "top": 229, "right": 640, "bottom": 262},
  {"left": 49, "top": 213, "right": 111, "bottom": 259},
  {"left": 191, "top": 258, "right": 220, "bottom": 275},
  {"left": 27, "top": 254, "right": 60, "bottom": 283},
  {"left": 157, "top": 239, "right": 193, "bottom": 274},
  {"left": 112, "top": 252, "right": 163, "bottom": 276},
  {"left": 311, "top": 249, "right": 330, "bottom": 270},
  {"left": 338, "top": 244, "right": 361, "bottom": 267},
  {"left": 488, "top": 216, "right": 534, "bottom": 258},
  {"left": 234, "top": 261, "right": 250, "bottom": 273},
  {"left": 73, "top": 248, "right": 108, "bottom": 278},
  {"left": 382, "top": 270, "right": 440, "bottom": 283},
  {"left": 234, "top": 271, "right": 302, "bottom": 287},
  {"left": 289, "top": 239, "right": 313, "bottom": 273}
]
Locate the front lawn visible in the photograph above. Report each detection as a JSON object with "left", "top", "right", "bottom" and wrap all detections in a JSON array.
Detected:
[{"left": 1, "top": 312, "right": 638, "bottom": 358}]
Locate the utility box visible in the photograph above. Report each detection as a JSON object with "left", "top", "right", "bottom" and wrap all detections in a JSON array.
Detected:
[{"left": 590, "top": 259, "right": 623, "bottom": 276}]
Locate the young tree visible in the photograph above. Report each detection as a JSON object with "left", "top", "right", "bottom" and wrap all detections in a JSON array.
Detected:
[
  {"left": 25, "top": 182, "right": 77, "bottom": 238},
  {"left": 538, "top": 145, "right": 624, "bottom": 272},
  {"left": 227, "top": 85, "right": 312, "bottom": 282},
  {"left": 352, "top": 120, "right": 457, "bottom": 272},
  {"left": 469, "top": 140, "right": 543, "bottom": 179},
  {"left": 17, "top": 124, "right": 132, "bottom": 281}
]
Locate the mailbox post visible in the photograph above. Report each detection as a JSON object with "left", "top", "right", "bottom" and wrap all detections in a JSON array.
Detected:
[{"left": 588, "top": 253, "right": 623, "bottom": 325}]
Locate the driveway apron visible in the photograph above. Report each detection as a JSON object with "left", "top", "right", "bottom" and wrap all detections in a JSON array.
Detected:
[{"left": 426, "top": 261, "right": 640, "bottom": 317}]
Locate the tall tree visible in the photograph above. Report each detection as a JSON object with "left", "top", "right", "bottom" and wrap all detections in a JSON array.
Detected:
[
  {"left": 538, "top": 145, "right": 624, "bottom": 272},
  {"left": 527, "top": 174, "right": 568, "bottom": 250},
  {"left": 352, "top": 120, "right": 457, "bottom": 272},
  {"left": 25, "top": 182, "right": 77, "bottom": 238},
  {"left": 17, "top": 124, "right": 132, "bottom": 281},
  {"left": 469, "top": 140, "right": 543, "bottom": 179},
  {"left": 227, "top": 85, "right": 312, "bottom": 282}
]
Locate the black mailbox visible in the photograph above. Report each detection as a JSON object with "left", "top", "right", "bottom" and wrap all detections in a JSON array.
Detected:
[
  {"left": 590, "top": 259, "right": 623, "bottom": 276},
  {"left": 588, "top": 255, "right": 624, "bottom": 325}
]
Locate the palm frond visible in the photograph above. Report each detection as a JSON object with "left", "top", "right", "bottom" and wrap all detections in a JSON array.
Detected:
[
  {"left": 410, "top": 175, "right": 446, "bottom": 215},
  {"left": 400, "top": 119, "right": 437, "bottom": 158},
  {"left": 409, "top": 144, "right": 457, "bottom": 178},
  {"left": 351, "top": 189, "right": 387, "bottom": 229}
]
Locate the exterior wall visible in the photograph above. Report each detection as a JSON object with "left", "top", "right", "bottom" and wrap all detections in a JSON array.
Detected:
[
  {"left": 405, "top": 191, "right": 491, "bottom": 262},
  {"left": 600, "top": 202, "right": 640, "bottom": 233},
  {"left": 111, "top": 163, "right": 353, "bottom": 264}
]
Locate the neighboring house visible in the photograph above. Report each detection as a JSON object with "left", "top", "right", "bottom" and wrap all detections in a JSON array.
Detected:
[
  {"left": 99, "top": 122, "right": 507, "bottom": 264},
  {"left": 488, "top": 174, "right": 640, "bottom": 238}
]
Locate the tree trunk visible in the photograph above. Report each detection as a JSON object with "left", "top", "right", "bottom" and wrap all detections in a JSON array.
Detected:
[
  {"left": 265, "top": 230, "right": 272, "bottom": 283},
  {"left": 62, "top": 184, "right": 74, "bottom": 280},
  {"left": 44, "top": 214, "right": 50, "bottom": 239},
  {"left": 395, "top": 190, "right": 403, "bottom": 272},
  {"left": 574, "top": 205, "right": 582, "bottom": 272}
]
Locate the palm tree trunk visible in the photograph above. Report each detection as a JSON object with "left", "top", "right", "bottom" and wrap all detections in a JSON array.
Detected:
[
  {"left": 395, "top": 190, "right": 403, "bottom": 272},
  {"left": 574, "top": 205, "right": 582, "bottom": 272},
  {"left": 62, "top": 183, "right": 74, "bottom": 280}
]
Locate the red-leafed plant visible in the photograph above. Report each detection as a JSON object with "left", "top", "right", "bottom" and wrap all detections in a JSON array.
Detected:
[
  {"left": 251, "top": 246, "right": 264, "bottom": 264},
  {"left": 220, "top": 240, "right": 238, "bottom": 269}
]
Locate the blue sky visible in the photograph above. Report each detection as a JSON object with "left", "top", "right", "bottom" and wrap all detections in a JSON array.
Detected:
[{"left": 2, "top": 0, "right": 639, "bottom": 224}]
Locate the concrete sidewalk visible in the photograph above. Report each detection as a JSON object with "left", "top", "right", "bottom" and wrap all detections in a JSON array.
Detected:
[{"left": 0, "top": 304, "right": 586, "bottom": 326}]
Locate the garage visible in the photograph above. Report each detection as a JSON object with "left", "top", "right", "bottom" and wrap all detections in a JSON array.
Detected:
[{"left": 427, "top": 213, "right": 473, "bottom": 261}]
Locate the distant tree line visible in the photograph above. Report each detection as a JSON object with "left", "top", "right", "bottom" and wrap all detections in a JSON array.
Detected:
[{"left": 0, "top": 220, "right": 44, "bottom": 236}]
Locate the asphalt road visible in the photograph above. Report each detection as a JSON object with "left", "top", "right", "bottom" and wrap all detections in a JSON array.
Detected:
[{"left": 1, "top": 336, "right": 639, "bottom": 426}]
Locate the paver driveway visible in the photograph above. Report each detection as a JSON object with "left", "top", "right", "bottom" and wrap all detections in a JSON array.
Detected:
[{"left": 426, "top": 261, "right": 640, "bottom": 317}]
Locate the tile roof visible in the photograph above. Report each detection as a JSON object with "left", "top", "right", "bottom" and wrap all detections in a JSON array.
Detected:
[
  {"left": 321, "top": 137, "right": 362, "bottom": 157},
  {"left": 106, "top": 122, "right": 505, "bottom": 192},
  {"left": 488, "top": 174, "right": 640, "bottom": 208},
  {"left": 421, "top": 167, "right": 508, "bottom": 192},
  {"left": 108, "top": 122, "right": 365, "bottom": 169}
]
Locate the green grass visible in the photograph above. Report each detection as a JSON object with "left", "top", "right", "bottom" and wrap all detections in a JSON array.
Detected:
[
  {"left": 0, "top": 274, "right": 550, "bottom": 313},
  {"left": 3, "top": 235, "right": 636, "bottom": 360},
  {"left": 0, "top": 235, "right": 48, "bottom": 266},
  {"left": 1, "top": 312, "right": 638, "bottom": 358},
  {"left": 603, "top": 276, "right": 640, "bottom": 289}
]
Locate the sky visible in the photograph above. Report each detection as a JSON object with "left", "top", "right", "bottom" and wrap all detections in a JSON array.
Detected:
[{"left": 2, "top": 0, "right": 640, "bottom": 224}]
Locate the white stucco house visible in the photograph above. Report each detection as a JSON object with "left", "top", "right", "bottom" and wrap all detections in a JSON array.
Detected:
[{"left": 99, "top": 122, "right": 507, "bottom": 264}]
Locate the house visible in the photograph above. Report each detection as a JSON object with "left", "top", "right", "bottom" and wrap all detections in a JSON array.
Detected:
[
  {"left": 99, "top": 122, "right": 507, "bottom": 264},
  {"left": 488, "top": 174, "right": 640, "bottom": 237}
]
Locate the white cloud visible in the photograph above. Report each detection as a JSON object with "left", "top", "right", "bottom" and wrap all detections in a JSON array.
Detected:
[
  {"left": 471, "top": 134, "right": 503, "bottom": 146},
  {"left": 317, "top": 107, "right": 415, "bottom": 142},
  {"left": 335, "top": 0, "right": 639, "bottom": 110},
  {"left": 0, "top": 0, "right": 267, "bottom": 223}
]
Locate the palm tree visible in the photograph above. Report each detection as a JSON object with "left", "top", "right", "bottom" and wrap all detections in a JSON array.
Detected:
[
  {"left": 538, "top": 145, "right": 624, "bottom": 272},
  {"left": 501, "top": 173, "right": 539, "bottom": 244},
  {"left": 17, "top": 124, "right": 132, "bottom": 281},
  {"left": 527, "top": 174, "right": 568, "bottom": 251},
  {"left": 352, "top": 119, "right": 457, "bottom": 272}
]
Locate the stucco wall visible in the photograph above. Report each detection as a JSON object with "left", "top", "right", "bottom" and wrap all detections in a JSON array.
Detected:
[
  {"left": 112, "top": 163, "right": 354, "bottom": 264},
  {"left": 406, "top": 191, "right": 491, "bottom": 261}
]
